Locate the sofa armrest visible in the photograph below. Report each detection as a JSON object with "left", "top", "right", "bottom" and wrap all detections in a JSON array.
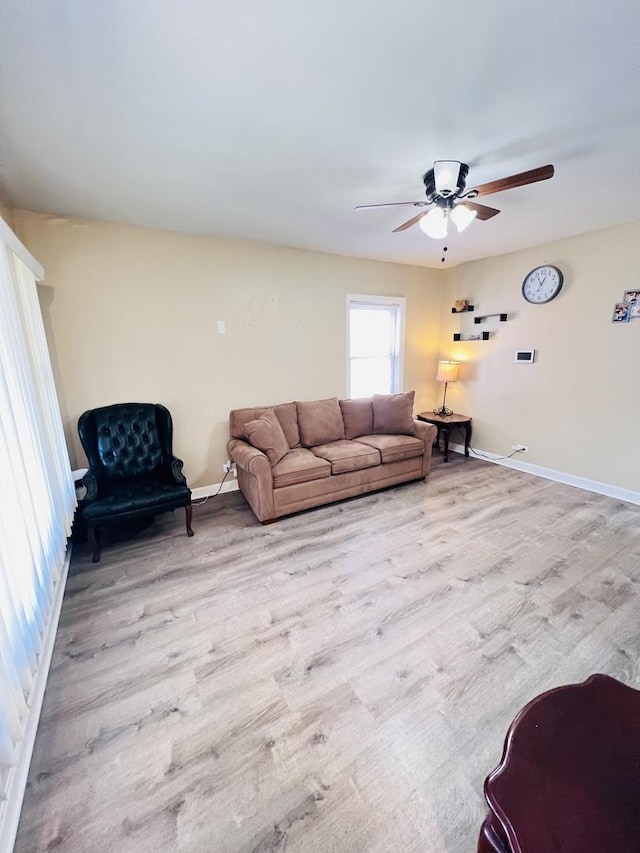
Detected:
[
  {"left": 413, "top": 419, "right": 438, "bottom": 478},
  {"left": 228, "top": 439, "right": 272, "bottom": 479},
  {"left": 227, "top": 438, "right": 275, "bottom": 523}
]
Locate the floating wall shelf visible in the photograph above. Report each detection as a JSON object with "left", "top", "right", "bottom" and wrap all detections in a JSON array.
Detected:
[
  {"left": 451, "top": 305, "right": 474, "bottom": 313},
  {"left": 474, "top": 313, "right": 508, "bottom": 324},
  {"left": 453, "top": 331, "right": 490, "bottom": 342}
]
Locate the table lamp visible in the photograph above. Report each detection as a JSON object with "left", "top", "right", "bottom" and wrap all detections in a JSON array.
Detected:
[{"left": 434, "top": 360, "right": 460, "bottom": 416}]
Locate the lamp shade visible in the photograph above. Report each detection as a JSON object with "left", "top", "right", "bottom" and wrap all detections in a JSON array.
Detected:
[
  {"left": 433, "top": 161, "right": 462, "bottom": 196},
  {"left": 419, "top": 207, "right": 448, "bottom": 239},
  {"left": 450, "top": 203, "right": 477, "bottom": 233},
  {"left": 436, "top": 360, "right": 460, "bottom": 383}
]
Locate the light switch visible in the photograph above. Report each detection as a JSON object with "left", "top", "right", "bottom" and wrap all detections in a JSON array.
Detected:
[{"left": 217, "top": 320, "right": 226, "bottom": 335}]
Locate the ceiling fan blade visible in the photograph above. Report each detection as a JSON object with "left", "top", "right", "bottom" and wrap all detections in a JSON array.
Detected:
[
  {"left": 462, "top": 201, "right": 501, "bottom": 221},
  {"left": 471, "top": 164, "right": 554, "bottom": 198},
  {"left": 393, "top": 212, "right": 426, "bottom": 232},
  {"left": 355, "top": 201, "right": 428, "bottom": 210}
]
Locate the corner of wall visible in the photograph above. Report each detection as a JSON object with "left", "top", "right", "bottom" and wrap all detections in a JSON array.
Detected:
[
  {"left": 0, "top": 203, "right": 15, "bottom": 232},
  {"left": 0, "top": 178, "right": 16, "bottom": 230},
  {"left": 434, "top": 262, "right": 457, "bottom": 357}
]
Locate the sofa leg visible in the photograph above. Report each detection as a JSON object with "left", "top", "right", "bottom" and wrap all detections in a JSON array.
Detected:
[
  {"left": 260, "top": 518, "right": 277, "bottom": 525},
  {"left": 88, "top": 526, "right": 101, "bottom": 563},
  {"left": 185, "top": 504, "right": 194, "bottom": 537}
]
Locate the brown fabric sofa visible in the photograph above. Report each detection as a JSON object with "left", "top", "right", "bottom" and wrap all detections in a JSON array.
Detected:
[{"left": 227, "top": 394, "right": 437, "bottom": 523}]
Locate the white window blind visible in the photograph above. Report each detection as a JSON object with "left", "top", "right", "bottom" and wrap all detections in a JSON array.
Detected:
[
  {"left": 0, "top": 236, "right": 75, "bottom": 850},
  {"left": 347, "top": 295, "right": 405, "bottom": 398}
]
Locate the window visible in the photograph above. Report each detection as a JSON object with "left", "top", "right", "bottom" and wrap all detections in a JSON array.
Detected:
[
  {"left": 0, "top": 225, "right": 75, "bottom": 849},
  {"left": 347, "top": 295, "right": 405, "bottom": 398}
]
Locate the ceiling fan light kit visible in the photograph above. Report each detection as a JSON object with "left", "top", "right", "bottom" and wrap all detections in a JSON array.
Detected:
[{"left": 418, "top": 202, "right": 477, "bottom": 239}]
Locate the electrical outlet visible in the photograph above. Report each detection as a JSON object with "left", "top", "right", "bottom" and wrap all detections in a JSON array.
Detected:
[
  {"left": 512, "top": 444, "right": 528, "bottom": 453},
  {"left": 222, "top": 460, "right": 233, "bottom": 473}
]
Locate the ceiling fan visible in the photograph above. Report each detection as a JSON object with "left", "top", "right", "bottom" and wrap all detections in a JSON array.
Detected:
[{"left": 356, "top": 161, "right": 554, "bottom": 239}]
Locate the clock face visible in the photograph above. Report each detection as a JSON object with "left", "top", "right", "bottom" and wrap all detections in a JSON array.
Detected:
[{"left": 522, "top": 266, "right": 563, "bottom": 304}]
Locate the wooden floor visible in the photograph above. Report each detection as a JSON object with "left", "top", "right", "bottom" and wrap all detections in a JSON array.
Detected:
[{"left": 15, "top": 454, "right": 640, "bottom": 853}]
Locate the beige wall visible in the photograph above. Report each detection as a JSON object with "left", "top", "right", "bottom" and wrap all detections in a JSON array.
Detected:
[
  {"left": 439, "top": 220, "right": 640, "bottom": 492},
  {"left": 15, "top": 207, "right": 638, "bottom": 494},
  {"left": 14, "top": 210, "right": 442, "bottom": 486}
]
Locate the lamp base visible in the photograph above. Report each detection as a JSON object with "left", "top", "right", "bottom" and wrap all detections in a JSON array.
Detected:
[{"left": 434, "top": 379, "right": 454, "bottom": 417}]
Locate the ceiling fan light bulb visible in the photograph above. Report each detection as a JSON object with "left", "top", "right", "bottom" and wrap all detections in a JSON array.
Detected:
[
  {"left": 450, "top": 204, "right": 477, "bottom": 233},
  {"left": 419, "top": 207, "right": 448, "bottom": 239},
  {"left": 433, "top": 160, "right": 461, "bottom": 196}
]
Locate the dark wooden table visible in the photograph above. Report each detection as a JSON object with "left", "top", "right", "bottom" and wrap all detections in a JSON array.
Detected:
[
  {"left": 478, "top": 674, "right": 640, "bottom": 853},
  {"left": 416, "top": 412, "right": 472, "bottom": 462}
]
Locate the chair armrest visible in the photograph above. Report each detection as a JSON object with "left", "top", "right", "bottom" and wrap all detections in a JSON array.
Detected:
[
  {"left": 81, "top": 467, "right": 101, "bottom": 501},
  {"left": 169, "top": 455, "right": 187, "bottom": 485}
]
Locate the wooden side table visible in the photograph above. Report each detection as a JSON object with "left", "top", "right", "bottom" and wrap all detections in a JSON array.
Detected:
[
  {"left": 478, "top": 674, "right": 640, "bottom": 853},
  {"left": 416, "top": 412, "right": 472, "bottom": 462}
]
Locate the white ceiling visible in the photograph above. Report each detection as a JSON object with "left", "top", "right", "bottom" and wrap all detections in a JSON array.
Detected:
[{"left": 1, "top": 0, "right": 640, "bottom": 268}]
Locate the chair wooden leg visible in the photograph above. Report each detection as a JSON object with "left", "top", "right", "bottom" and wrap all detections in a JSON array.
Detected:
[
  {"left": 185, "top": 504, "right": 194, "bottom": 537},
  {"left": 88, "top": 526, "right": 101, "bottom": 563}
]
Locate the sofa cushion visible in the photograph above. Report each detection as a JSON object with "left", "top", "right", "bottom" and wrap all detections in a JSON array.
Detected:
[
  {"left": 244, "top": 409, "right": 290, "bottom": 466},
  {"left": 357, "top": 434, "right": 424, "bottom": 464},
  {"left": 229, "top": 403, "right": 301, "bottom": 448},
  {"left": 271, "top": 448, "right": 331, "bottom": 489},
  {"left": 311, "top": 440, "right": 381, "bottom": 475},
  {"left": 273, "top": 403, "right": 301, "bottom": 448},
  {"left": 339, "top": 398, "right": 374, "bottom": 440},
  {"left": 373, "top": 391, "right": 416, "bottom": 435},
  {"left": 296, "top": 398, "right": 345, "bottom": 447}
]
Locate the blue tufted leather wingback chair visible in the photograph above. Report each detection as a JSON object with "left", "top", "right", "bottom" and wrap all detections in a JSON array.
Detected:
[{"left": 78, "top": 402, "right": 193, "bottom": 562}]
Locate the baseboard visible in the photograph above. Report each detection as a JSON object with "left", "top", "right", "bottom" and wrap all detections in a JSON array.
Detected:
[
  {"left": 0, "top": 545, "right": 72, "bottom": 853},
  {"left": 448, "top": 443, "right": 640, "bottom": 506},
  {"left": 191, "top": 479, "right": 239, "bottom": 501}
]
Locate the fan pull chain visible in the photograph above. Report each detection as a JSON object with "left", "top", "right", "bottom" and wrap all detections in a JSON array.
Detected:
[{"left": 441, "top": 244, "right": 448, "bottom": 263}]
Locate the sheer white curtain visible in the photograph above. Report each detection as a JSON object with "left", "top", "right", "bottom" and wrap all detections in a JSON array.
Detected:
[{"left": 0, "top": 236, "right": 75, "bottom": 845}]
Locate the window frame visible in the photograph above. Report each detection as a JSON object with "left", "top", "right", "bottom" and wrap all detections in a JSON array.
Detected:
[{"left": 345, "top": 293, "right": 406, "bottom": 399}]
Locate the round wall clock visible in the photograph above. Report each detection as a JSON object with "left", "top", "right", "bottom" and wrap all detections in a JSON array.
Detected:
[{"left": 522, "top": 265, "right": 564, "bottom": 304}]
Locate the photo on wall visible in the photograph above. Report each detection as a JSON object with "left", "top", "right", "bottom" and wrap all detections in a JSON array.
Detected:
[
  {"left": 623, "top": 290, "right": 640, "bottom": 318},
  {"left": 612, "top": 302, "right": 630, "bottom": 323}
]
